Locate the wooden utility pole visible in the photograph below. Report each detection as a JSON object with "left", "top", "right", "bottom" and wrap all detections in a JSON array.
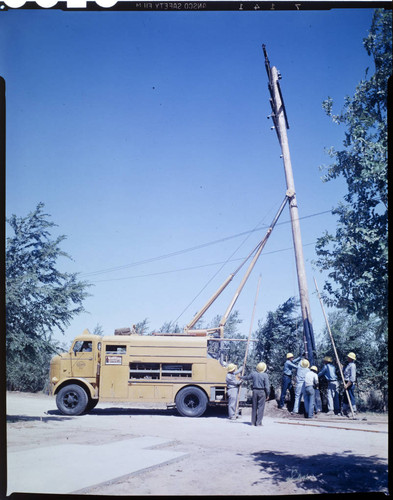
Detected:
[{"left": 263, "top": 45, "right": 316, "bottom": 364}]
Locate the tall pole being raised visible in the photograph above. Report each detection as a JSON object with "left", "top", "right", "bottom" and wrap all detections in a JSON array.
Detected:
[{"left": 262, "top": 44, "right": 316, "bottom": 365}]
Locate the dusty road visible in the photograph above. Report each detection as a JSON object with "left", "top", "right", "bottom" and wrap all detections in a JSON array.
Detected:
[{"left": 6, "top": 391, "right": 389, "bottom": 496}]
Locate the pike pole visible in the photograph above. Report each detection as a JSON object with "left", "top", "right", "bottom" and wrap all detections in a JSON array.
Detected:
[
  {"left": 313, "top": 277, "right": 355, "bottom": 419},
  {"left": 235, "top": 275, "right": 262, "bottom": 417}
]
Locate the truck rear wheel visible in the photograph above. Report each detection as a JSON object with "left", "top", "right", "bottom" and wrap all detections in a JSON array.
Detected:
[
  {"left": 56, "top": 384, "right": 88, "bottom": 416},
  {"left": 175, "top": 386, "right": 208, "bottom": 417}
]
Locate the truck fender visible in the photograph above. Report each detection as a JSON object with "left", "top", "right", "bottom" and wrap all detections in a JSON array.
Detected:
[
  {"left": 53, "top": 378, "right": 97, "bottom": 400},
  {"left": 174, "top": 384, "right": 208, "bottom": 400}
]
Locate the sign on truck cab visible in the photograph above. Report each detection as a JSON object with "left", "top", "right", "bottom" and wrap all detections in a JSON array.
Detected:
[{"left": 50, "top": 330, "right": 246, "bottom": 417}]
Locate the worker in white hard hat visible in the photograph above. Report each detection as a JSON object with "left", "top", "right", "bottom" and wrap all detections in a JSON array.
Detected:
[
  {"left": 304, "top": 366, "right": 319, "bottom": 418},
  {"left": 225, "top": 363, "right": 243, "bottom": 420},
  {"left": 278, "top": 352, "right": 301, "bottom": 410},
  {"left": 342, "top": 352, "right": 357, "bottom": 416},
  {"left": 318, "top": 356, "right": 340, "bottom": 415},
  {"left": 240, "top": 362, "right": 270, "bottom": 426},
  {"left": 291, "top": 358, "right": 310, "bottom": 415}
]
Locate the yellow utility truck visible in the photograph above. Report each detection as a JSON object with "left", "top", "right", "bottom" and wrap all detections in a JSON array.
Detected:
[
  {"left": 49, "top": 198, "right": 293, "bottom": 417},
  {"left": 50, "top": 329, "right": 244, "bottom": 417}
]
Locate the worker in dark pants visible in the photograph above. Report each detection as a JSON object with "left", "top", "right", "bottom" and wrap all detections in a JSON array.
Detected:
[
  {"left": 241, "top": 362, "right": 270, "bottom": 426},
  {"left": 342, "top": 352, "right": 357, "bottom": 416},
  {"left": 226, "top": 363, "right": 243, "bottom": 420},
  {"left": 318, "top": 356, "right": 340, "bottom": 415}
]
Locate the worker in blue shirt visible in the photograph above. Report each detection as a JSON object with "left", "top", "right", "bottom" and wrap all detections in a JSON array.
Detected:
[
  {"left": 318, "top": 356, "right": 340, "bottom": 415},
  {"left": 342, "top": 352, "right": 357, "bottom": 416},
  {"left": 278, "top": 352, "right": 301, "bottom": 410}
]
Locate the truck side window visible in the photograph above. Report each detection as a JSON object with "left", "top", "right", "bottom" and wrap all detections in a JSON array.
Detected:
[
  {"left": 105, "top": 345, "right": 126, "bottom": 355},
  {"left": 81, "top": 341, "right": 92, "bottom": 352},
  {"left": 129, "top": 363, "right": 160, "bottom": 379},
  {"left": 73, "top": 340, "right": 92, "bottom": 353},
  {"left": 129, "top": 363, "right": 192, "bottom": 380}
]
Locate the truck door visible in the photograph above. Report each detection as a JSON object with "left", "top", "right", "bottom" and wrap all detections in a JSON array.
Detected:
[{"left": 71, "top": 340, "right": 96, "bottom": 379}]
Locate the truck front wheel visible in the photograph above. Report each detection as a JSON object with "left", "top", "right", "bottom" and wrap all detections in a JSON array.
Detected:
[
  {"left": 56, "top": 384, "right": 88, "bottom": 416},
  {"left": 175, "top": 386, "right": 208, "bottom": 417},
  {"left": 85, "top": 398, "right": 99, "bottom": 412}
]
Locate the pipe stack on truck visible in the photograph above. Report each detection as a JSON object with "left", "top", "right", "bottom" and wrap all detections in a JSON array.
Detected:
[{"left": 49, "top": 329, "right": 247, "bottom": 417}]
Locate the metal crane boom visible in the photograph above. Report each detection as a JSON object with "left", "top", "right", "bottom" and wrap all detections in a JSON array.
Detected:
[
  {"left": 217, "top": 194, "right": 288, "bottom": 336},
  {"left": 184, "top": 193, "right": 289, "bottom": 337}
]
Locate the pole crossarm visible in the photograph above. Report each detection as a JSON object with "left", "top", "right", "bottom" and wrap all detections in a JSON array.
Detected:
[{"left": 263, "top": 44, "right": 289, "bottom": 135}]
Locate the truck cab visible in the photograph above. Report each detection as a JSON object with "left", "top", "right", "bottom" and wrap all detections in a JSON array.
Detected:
[{"left": 50, "top": 330, "right": 101, "bottom": 414}]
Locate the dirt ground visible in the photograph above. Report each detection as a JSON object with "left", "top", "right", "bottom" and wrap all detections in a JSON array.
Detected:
[{"left": 5, "top": 391, "right": 389, "bottom": 497}]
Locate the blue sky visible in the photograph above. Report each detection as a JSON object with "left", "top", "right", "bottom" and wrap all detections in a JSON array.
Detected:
[{"left": 2, "top": 6, "right": 380, "bottom": 349}]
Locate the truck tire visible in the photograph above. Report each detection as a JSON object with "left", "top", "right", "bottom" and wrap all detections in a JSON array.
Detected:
[
  {"left": 175, "top": 386, "right": 208, "bottom": 417},
  {"left": 56, "top": 384, "right": 88, "bottom": 416}
]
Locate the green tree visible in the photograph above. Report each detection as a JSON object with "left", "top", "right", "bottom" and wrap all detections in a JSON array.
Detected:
[
  {"left": 6, "top": 203, "right": 91, "bottom": 391},
  {"left": 253, "top": 297, "right": 303, "bottom": 389},
  {"left": 6, "top": 336, "right": 67, "bottom": 393},
  {"left": 134, "top": 318, "right": 150, "bottom": 335},
  {"left": 315, "top": 9, "right": 391, "bottom": 325},
  {"left": 93, "top": 324, "right": 104, "bottom": 336},
  {"left": 157, "top": 321, "right": 181, "bottom": 333}
]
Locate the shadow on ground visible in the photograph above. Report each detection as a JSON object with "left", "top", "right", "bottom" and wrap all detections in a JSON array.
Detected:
[
  {"left": 40, "top": 405, "right": 231, "bottom": 419},
  {"left": 7, "top": 415, "right": 74, "bottom": 423},
  {"left": 249, "top": 450, "right": 388, "bottom": 494}
]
